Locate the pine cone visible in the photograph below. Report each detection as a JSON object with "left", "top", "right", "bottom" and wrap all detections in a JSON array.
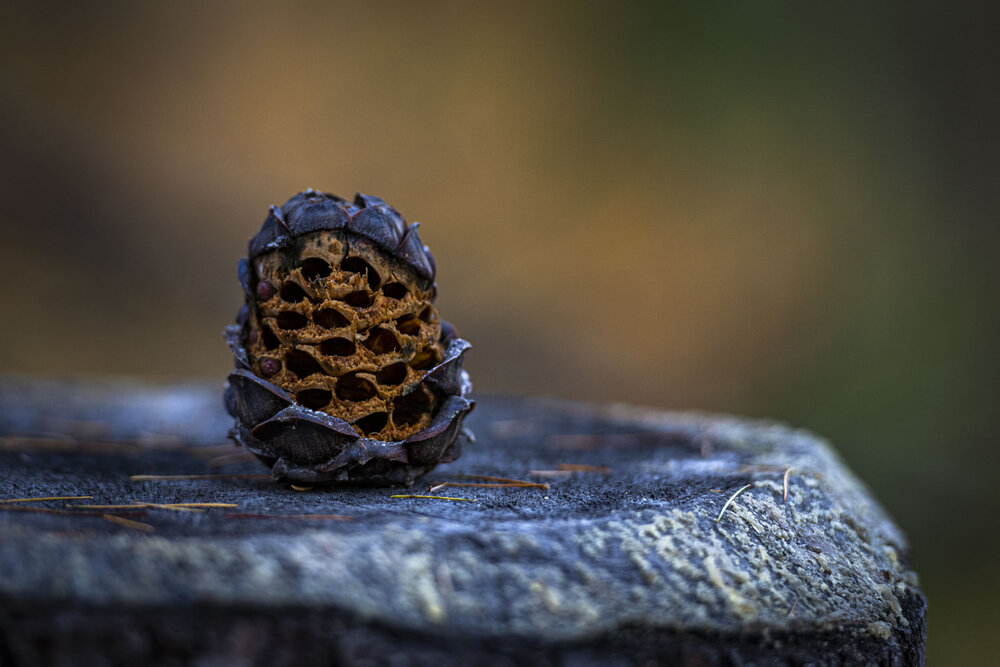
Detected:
[{"left": 223, "top": 190, "right": 473, "bottom": 486}]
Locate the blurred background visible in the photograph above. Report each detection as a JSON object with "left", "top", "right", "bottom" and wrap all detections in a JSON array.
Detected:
[{"left": 0, "top": 1, "right": 996, "bottom": 662}]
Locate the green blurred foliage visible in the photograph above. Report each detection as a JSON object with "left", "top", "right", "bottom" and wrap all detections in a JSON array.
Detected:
[{"left": 0, "top": 2, "right": 996, "bottom": 662}]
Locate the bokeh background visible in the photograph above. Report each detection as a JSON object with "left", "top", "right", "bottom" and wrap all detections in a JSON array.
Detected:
[{"left": 1, "top": 1, "right": 996, "bottom": 662}]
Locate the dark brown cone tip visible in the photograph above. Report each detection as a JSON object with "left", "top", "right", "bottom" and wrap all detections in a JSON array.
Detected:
[
  {"left": 226, "top": 190, "right": 473, "bottom": 486},
  {"left": 248, "top": 190, "right": 432, "bottom": 281}
]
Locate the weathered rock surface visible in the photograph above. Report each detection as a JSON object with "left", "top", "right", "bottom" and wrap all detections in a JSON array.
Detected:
[{"left": 0, "top": 375, "right": 925, "bottom": 665}]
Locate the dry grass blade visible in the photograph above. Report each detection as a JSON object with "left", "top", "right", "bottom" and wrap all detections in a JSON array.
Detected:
[
  {"left": 203, "top": 452, "right": 258, "bottom": 467},
  {"left": 456, "top": 475, "right": 542, "bottom": 484},
  {"left": 144, "top": 504, "right": 204, "bottom": 513},
  {"left": 787, "top": 595, "right": 800, "bottom": 616},
  {"left": 67, "top": 503, "right": 239, "bottom": 512},
  {"left": 67, "top": 503, "right": 154, "bottom": 510},
  {"left": 428, "top": 481, "right": 548, "bottom": 492},
  {"left": 556, "top": 463, "right": 612, "bottom": 473},
  {"left": 391, "top": 494, "right": 476, "bottom": 502},
  {"left": 783, "top": 467, "right": 793, "bottom": 502},
  {"left": 528, "top": 470, "right": 573, "bottom": 478},
  {"left": 737, "top": 463, "right": 790, "bottom": 474},
  {"left": 716, "top": 483, "right": 754, "bottom": 523},
  {"left": 0, "top": 495, "right": 93, "bottom": 504},
  {"left": 102, "top": 514, "right": 155, "bottom": 532}
]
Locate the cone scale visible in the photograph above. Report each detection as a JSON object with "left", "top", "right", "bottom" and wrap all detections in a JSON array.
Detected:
[{"left": 224, "top": 190, "right": 473, "bottom": 485}]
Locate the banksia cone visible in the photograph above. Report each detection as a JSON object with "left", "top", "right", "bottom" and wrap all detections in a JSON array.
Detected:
[{"left": 224, "top": 190, "right": 473, "bottom": 485}]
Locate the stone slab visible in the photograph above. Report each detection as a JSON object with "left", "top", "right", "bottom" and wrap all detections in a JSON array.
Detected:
[{"left": 0, "top": 376, "right": 925, "bottom": 665}]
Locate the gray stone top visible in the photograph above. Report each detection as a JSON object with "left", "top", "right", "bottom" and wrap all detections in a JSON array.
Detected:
[{"left": 0, "top": 376, "right": 925, "bottom": 665}]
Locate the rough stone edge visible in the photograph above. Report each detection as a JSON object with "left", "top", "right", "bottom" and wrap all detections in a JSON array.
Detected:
[{"left": 0, "top": 595, "right": 925, "bottom": 666}]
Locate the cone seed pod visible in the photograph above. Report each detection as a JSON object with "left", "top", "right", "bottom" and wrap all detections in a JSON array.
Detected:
[{"left": 224, "top": 190, "right": 473, "bottom": 485}]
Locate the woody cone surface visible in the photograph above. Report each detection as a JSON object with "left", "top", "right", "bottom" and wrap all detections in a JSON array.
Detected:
[{"left": 224, "top": 190, "right": 473, "bottom": 485}]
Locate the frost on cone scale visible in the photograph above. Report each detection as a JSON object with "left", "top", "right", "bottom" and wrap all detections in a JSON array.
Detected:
[{"left": 224, "top": 190, "right": 474, "bottom": 485}]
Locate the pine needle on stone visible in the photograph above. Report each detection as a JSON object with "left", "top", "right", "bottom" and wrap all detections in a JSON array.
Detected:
[
  {"left": 716, "top": 483, "right": 754, "bottom": 523},
  {"left": 0, "top": 495, "right": 93, "bottom": 504},
  {"left": 391, "top": 494, "right": 476, "bottom": 502},
  {"left": 67, "top": 503, "right": 239, "bottom": 512},
  {"left": 456, "top": 475, "right": 541, "bottom": 484},
  {"left": 428, "top": 481, "right": 548, "bottom": 492},
  {"left": 787, "top": 595, "right": 800, "bottom": 616},
  {"left": 557, "top": 463, "right": 612, "bottom": 473},
  {"left": 102, "top": 514, "right": 155, "bottom": 532},
  {"left": 203, "top": 452, "right": 257, "bottom": 467},
  {"left": 530, "top": 463, "right": 612, "bottom": 477}
]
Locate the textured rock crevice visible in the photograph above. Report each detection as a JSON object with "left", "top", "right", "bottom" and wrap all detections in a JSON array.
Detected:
[{"left": 0, "top": 379, "right": 926, "bottom": 664}]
